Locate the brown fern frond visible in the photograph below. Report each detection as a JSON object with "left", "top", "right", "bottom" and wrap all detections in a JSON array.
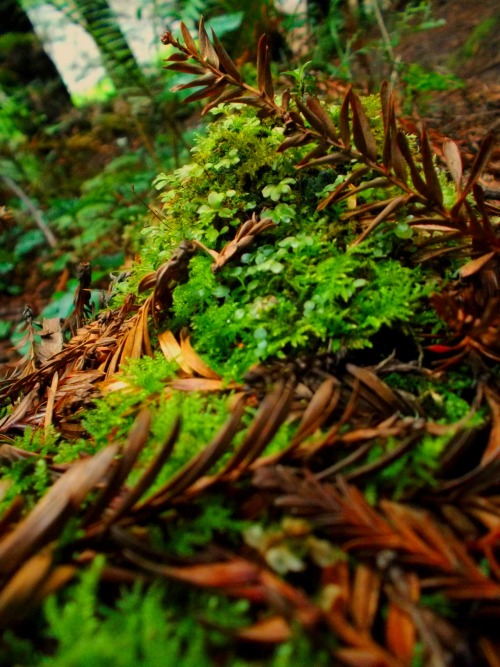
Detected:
[
  {"left": 161, "top": 19, "right": 280, "bottom": 118},
  {"left": 254, "top": 469, "right": 500, "bottom": 601},
  {"left": 428, "top": 289, "right": 500, "bottom": 369},
  {"left": 161, "top": 22, "right": 498, "bottom": 271}
]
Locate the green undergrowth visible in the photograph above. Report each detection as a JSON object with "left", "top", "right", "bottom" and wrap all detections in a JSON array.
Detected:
[
  {"left": 131, "top": 103, "right": 439, "bottom": 380},
  {"left": 0, "top": 355, "right": 482, "bottom": 517},
  {"left": 0, "top": 351, "right": 298, "bottom": 515},
  {"left": 0, "top": 80, "right": 482, "bottom": 533},
  {"left": 157, "top": 494, "right": 251, "bottom": 557},
  {"left": 0, "top": 81, "right": 479, "bottom": 512},
  {"left": 1, "top": 556, "right": 333, "bottom": 667}
]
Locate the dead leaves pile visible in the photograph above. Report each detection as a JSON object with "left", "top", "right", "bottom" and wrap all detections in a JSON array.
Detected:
[{"left": 1, "top": 281, "right": 500, "bottom": 664}]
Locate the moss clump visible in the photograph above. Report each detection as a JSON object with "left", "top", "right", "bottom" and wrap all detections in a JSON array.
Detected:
[
  {"left": 1, "top": 556, "right": 332, "bottom": 667},
  {"left": 140, "top": 104, "right": 435, "bottom": 379}
]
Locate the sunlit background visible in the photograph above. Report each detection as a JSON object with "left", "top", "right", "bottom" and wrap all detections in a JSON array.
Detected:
[
  {"left": 27, "top": 0, "right": 303, "bottom": 97},
  {"left": 28, "top": 1, "right": 164, "bottom": 95}
]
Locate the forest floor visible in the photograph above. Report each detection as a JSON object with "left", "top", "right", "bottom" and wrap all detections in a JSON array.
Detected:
[
  {"left": 1, "top": 2, "right": 500, "bottom": 664},
  {"left": 1, "top": 0, "right": 498, "bottom": 374},
  {"left": 394, "top": 0, "right": 499, "bottom": 184}
]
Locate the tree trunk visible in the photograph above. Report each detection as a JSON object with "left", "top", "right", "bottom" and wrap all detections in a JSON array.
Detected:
[
  {"left": 73, "top": 0, "right": 147, "bottom": 94},
  {"left": 0, "top": 0, "right": 73, "bottom": 125}
]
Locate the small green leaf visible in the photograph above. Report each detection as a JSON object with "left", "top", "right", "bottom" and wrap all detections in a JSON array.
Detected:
[
  {"left": 213, "top": 286, "right": 230, "bottom": 298},
  {"left": 394, "top": 222, "right": 413, "bottom": 239},
  {"left": 207, "top": 191, "right": 225, "bottom": 209},
  {"left": 262, "top": 178, "right": 296, "bottom": 202}
]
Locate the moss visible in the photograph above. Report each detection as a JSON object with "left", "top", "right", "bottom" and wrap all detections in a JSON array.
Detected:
[
  {"left": 134, "top": 102, "right": 441, "bottom": 380},
  {"left": 0, "top": 556, "right": 332, "bottom": 666},
  {"left": 158, "top": 494, "right": 250, "bottom": 557},
  {"left": 170, "top": 234, "right": 431, "bottom": 379},
  {"left": 0, "top": 457, "right": 51, "bottom": 515},
  {"left": 384, "top": 370, "right": 483, "bottom": 424}
]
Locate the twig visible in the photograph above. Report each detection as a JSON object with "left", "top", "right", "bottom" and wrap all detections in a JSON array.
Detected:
[
  {"left": 370, "top": 0, "right": 401, "bottom": 86},
  {"left": 370, "top": 0, "right": 395, "bottom": 61},
  {"left": 1, "top": 175, "right": 58, "bottom": 249}
]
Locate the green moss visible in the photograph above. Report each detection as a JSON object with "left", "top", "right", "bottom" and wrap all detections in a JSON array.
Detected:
[
  {"left": 362, "top": 370, "right": 486, "bottom": 502},
  {"left": 371, "top": 432, "right": 451, "bottom": 499},
  {"left": 130, "top": 390, "right": 233, "bottom": 495},
  {"left": 159, "top": 494, "right": 250, "bottom": 557},
  {"left": 172, "top": 234, "right": 430, "bottom": 379},
  {"left": 121, "top": 353, "right": 178, "bottom": 395},
  {"left": 81, "top": 387, "right": 142, "bottom": 448},
  {"left": 140, "top": 105, "right": 330, "bottom": 284},
  {"left": 0, "top": 457, "right": 51, "bottom": 515},
  {"left": 385, "top": 371, "right": 483, "bottom": 424},
  {"left": 0, "top": 556, "right": 331, "bottom": 666},
  {"left": 0, "top": 429, "right": 60, "bottom": 512},
  {"left": 136, "top": 102, "right": 439, "bottom": 379}
]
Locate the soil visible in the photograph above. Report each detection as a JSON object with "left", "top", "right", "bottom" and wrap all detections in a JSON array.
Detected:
[{"left": 394, "top": 0, "right": 500, "bottom": 190}]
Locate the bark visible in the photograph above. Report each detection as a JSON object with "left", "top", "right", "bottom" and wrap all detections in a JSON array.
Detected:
[
  {"left": 0, "top": 0, "right": 72, "bottom": 124},
  {"left": 73, "top": 0, "right": 147, "bottom": 93}
]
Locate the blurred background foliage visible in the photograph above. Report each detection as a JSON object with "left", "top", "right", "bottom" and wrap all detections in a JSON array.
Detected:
[{"left": 0, "top": 0, "right": 465, "bottom": 346}]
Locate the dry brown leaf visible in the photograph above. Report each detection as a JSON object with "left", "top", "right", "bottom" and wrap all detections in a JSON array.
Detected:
[
  {"left": 0, "top": 548, "right": 53, "bottom": 627},
  {"left": 385, "top": 573, "right": 419, "bottom": 662},
  {"left": 38, "top": 317, "right": 64, "bottom": 363},
  {"left": 442, "top": 139, "right": 462, "bottom": 194},
  {"left": 0, "top": 445, "right": 118, "bottom": 577},
  {"left": 126, "top": 553, "right": 261, "bottom": 588},
  {"left": 44, "top": 371, "right": 59, "bottom": 438},
  {"left": 235, "top": 616, "right": 291, "bottom": 643},
  {"left": 158, "top": 329, "right": 192, "bottom": 375},
  {"left": 180, "top": 331, "right": 220, "bottom": 379},
  {"left": 346, "top": 364, "right": 407, "bottom": 413},
  {"left": 350, "top": 563, "right": 381, "bottom": 633},
  {"left": 334, "top": 647, "right": 396, "bottom": 667},
  {"left": 328, "top": 610, "right": 401, "bottom": 667},
  {"left": 170, "top": 378, "right": 236, "bottom": 392},
  {"left": 293, "top": 376, "right": 340, "bottom": 443},
  {"left": 459, "top": 251, "right": 496, "bottom": 279}
]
